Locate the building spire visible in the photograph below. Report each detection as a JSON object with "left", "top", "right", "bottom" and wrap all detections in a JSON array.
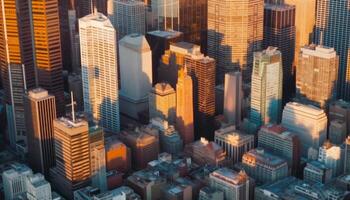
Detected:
[
  {"left": 70, "top": 91, "right": 76, "bottom": 123},
  {"left": 22, "top": 64, "right": 27, "bottom": 94}
]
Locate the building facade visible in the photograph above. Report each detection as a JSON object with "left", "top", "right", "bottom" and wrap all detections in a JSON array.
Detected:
[{"left": 224, "top": 72, "right": 243, "bottom": 126}]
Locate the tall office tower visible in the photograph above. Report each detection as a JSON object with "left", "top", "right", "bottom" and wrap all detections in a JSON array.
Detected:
[
  {"left": 0, "top": 0, "right": 36, "bottom": 150},
  {"left": 31, "top": 0, "right": 65, "bottom": 116},
  {"left": 179, "top": 0, "right": 207, "bottom": 52},
  {"left": 284, "top": 0, "right": 316, "bottom": 68},
  {"left": 184, "top": 47, "right": 215, "bottom": 139},
  {"left": 146, "top": 30, "right": 183, "bottom": 84},
  {"left": 79, "top": 13, "right": 120, "bottom": 133},
  {"left": 151, "top": 0, "right": 179, "bottom": 31},
  {"left": 263, "top": 3, "right": 295, "bottom": 102},
  {"left": 329, "top": 100, "right": 350, "bottom": 134},
  {"left": 26, "top": 173, "right": 52, "bottom": 200},
  {"left": 214, "top": 125, "right": 254, "bottom": 164},
  {"left": 258, "top": 124, "right": 301, "bottom": 176},
  {"left": 209, "top": 168, "right": 252, "bottom": 200},
  {"left": 89, "top": 126, "right": 107, "bottom": 192},
  {"left": 108, "top": 0, "right": 146, "bottom": 39},
  {"left": 2, "top": 163, "right": 33, "bottom": 200},
  {"left": 318, "top": 141, "right": 343, "bottom": 177},
  {"left": 68, "top": 73, "right": 84, "bottom": 111},
  {"left": 119, "top": 34, "right": 153, "bottom": 119},
  {"left": 105, "top": 136, "right": 131, "bottom": 173},
  {"left": 149, "top": 83, "right": 176, "bottom": 124},
  {"left": 344, "top": 137, "right": 350, "bottom": 174},
  {"left": 303, "top": 160, "right": 332, "bottom": 184},
  {"left": 50, "top": 117, "right": 90, "bottom": 199},
  {"left": 281, "top": 102, "right": 327, "bottom": 157},
  {"left": 296, "top": 44, "right": 339, "bottom": 108},
  {"left": 176, "top": 66, "right": 194, "bottom": 145},
  {"left": 68, "top": 5, "right": 81, "bottom": 73},
  {"left": 59, "top": 0, "right": 72, "bottom": 72},
  {"left": 119, "top": 126, "right": 159, "bottom": 170},
  {"left": 24, "top": 88, "right": 56, "bottom": 176},
  {"left": 241, "top": 148, "right": 288, "bottom": 185},
  {"left": 207, "top": 0, "right": 264, "bottom": 83},
  {"left": 250, "top": 47, "right": 283, "bottom": 128},
  {"left": 314, "top": 0, "right": 350, "bottom": 99},
  {"left": 224, "top": 72, "right": 243, "bottom": 126},
  {"left": 329, "top": 119, "right": 346, "bottom": 145}
]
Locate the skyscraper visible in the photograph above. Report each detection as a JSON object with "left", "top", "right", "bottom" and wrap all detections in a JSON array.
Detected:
[
  {"left": 224, "top": 72, "right": 243, "bottom": 126},
  {"left": 79, "top": 12, "right": 120, "bottom": 133},
  {"left": 250, "top": 47, "right": 283, "bottom": 128},
  {"left": 296, "top": 44, "right": 339, "bottom": 108},
  {"left": 208, "top": 0, "right": 264, "bottom": 83},
  {"left": 119, "top": 34, "right": 153, "bottom": 119},
  {"left": 108, "top": 0, "right": 146, "bottom": 39},
  {"left": 31, "top": 0, "right": 65, "bottom": 116},
  {"left": 149, "top": 82, "right": 176, "bottom": 124},
  {"left": 314, "top": 0, "right": 350, "bottom": 99},
  {"left": 318, "top": 141, "right": 343, "bottom": 177},
  {"left": 50, "top": 117, "right": 91, "bottom": 199},
  {"left": 0, "top": 0, "right": 35, "bottom": 149},
  {"left": 176, "top": 66, "right": 194, "bottom": 145},
  {"left": 151, "top": 0, "right": 179, "bottom": 31},
  {"left": 24, "top": 88, "right": 56, "bottom": 176},
  {"left": 263, "top": 2, "right": 295, "bottom": 102},
  {"left": 184, "top": 47, "right": 216, "bottom": 139},
  {"left": 281, "top": 102, "right": 327, "bottom": 157}
]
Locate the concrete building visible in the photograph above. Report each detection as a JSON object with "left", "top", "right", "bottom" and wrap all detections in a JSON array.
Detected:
[
  {"left": 344, "top": 137, "right": 350, "bottom": 174},
  {"left": 119, "top": 34, "right": 153, "bottom": 119},
  {"left": 250, "top": 47, "right": 283, "bottom": 128},
  {"left": 2, "top": 163, "right": 33, "bottom": 200},
  {"left": 329, "top": 119, "right": 347, "bottom": 145},
  {"left": 105, "top": 136, "right": 131, "bottom": 173},
  {"left": 263, "top": 2, "right": 295, "bottom": 102},
  {"left": 303, "top": 160, "right": 332, "bottom": 184},
  {"left": 74, "top": 185, "right": 141, "bottom": 200},
  {"left": 224, "top": 72, "right": 243, "bottom": 126},
  {"left": 281, "top": 102, "right": 327, "bottom": 157},
  {"left": 199, "top": 186, "right": 224, "bottom": 200},
  {"left": 119, "top": 126, "right": 159, "bottom": 169},
  {"left": 241, "top": 148, "right": 288, "bottom": 185},
  {"left": 26, "top": 173, "right": 52, "bottom": 200},
  {"left": 329, "top": 99, "right": 350, "bottom": 134},
  {"left": 24, "top": 88, "right": 56, "bottom": 176},
  {"left": 314, "top": 0, "right": 350, "bottom": 100},
  {"left": 209, "top": 168, "right": 252, "bottom": 200},
  {"left": 108, "top": 0, "right": 146, "bottom": 39},
  {"left": 296, "top": 44, "right": 339, "bottom": 108},
  {"left": 258, "top": 124, "right": 301, "bottom": 176},
  {"left": 80, "top": 12, "right": 120, "bottom": 133},
  {"left": 207, "top": 0, "right": 264, "bottom": 83},
  {"left": 149, "top": 83, "right": 176, "bottom": 124},
  {"left": 318, "top": 141, "right": 343, "bottom": 177},
  {"left": 185, "top": 138, "right": 226, "bottom": 167},
  {"left": 50, "top": 117, "right": 91, "bottom": 199},
  {"left": 214, "top": 125, "right": 254, "bottom": 164}
]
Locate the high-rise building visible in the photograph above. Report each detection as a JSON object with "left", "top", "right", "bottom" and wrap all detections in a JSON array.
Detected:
[
  {"left": 258, "top": 124, "right": 301, "bottom": 176},
  {"left": 68, "top": 7, "right": 81, "bottom": 73},
  {"left": 149, "top": 82, "right": 176, "bottom": 124},
  {"left": 241, "top": 148, "right": 288, "bottom": 185},
  {"left": 199, "top": 186, "right": 224, "bottom": 200},
  {"left": 79, "top": 13, "right": 120, "bottom": 133},
  {"left": 209, "top": 168, "right": 252, "bottom": 200},
  {"left": 68, "top": 73, "right": 84, "bottom": 111},
  {"left": 263, "top": 2, "right": 295, "bottom": 102},
  {"left": 0, "top": 0, "right": 36, "bottom": 150},
  {"left": 24, "top": 88, "right": 56, "bottom": 176},
  {"left": 303, "top": 160, "right": 332, "bottom": 185},
  {"left": 250, "top": 47, "right": 283, "bottom": 128},
  {"left": 176, "top": 66, "right": 194, "bottom": 144},
  {"left": 119, "top": 34, "right": 152, "bottom": 119},
  {"left": 50, "top": 117, "right": 91, "bottom": 199},
  {"left": 150, "top": 0, "right": 179, "bottom": 31},
  {"left": 207, "top": 0, "right": 264, "bottom": 83},
  {"left": 296, "top": 44, "right": 339, "bottom": 108},
  {"left": 26, "top": 173, "right": 52, "bottom": 200},
  {"left": 281, "top": 102, "right": 327, "bottom": 157},
  {"left": 329, "top": 119, "right": 346, "bottom": 145},
  {"left": 89, "top": 126, "right": 107, "bottom": 192},
  {"left": 108, "top": 0, "right": 146, "bottom": 39},
  {"left": 105, "top": 136, "right": 131, "bottom": 173},
  {"left": 184, "top": 47, "right": 215, "bottom": 139},
  {"left": 314, "top": 0, "right": 350, "bottom": 100},
  {"left": 344, "top": 137, "right": 350, "bottom": 174},
  {"left": 31, "top": 0, "right": 65, "bottom": 115},
  {"left": 329, "top": 100, "right": 350, "bottom": 134},
  {"left": 284, "top": 0, "right": 316, "bottom": 68},
  {"left": 318, "top": 141, "right": 343, "bottom": 177},
  {"left": 224, "top": 72, "right": 243, "bottom": 126}
]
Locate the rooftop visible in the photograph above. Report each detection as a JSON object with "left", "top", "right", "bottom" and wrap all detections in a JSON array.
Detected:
[
  {"left": 210, "top": 168, "right": 248, "bottom": 186},
  {"left": 119, "top": 33, "right": 151, "bottom": 52},
  {"left": 147, "top": 30, "right": 182, "bottom": 38},
  {"left": 28, "top": 88, "right": 52, "bottom": 100},
  {"left": 153, "top": 82, "right": 175, "bottom": 95},
  {"left": 301, "top": 44, "right": 337, "bottom": 59},
  {"left": 243, "top": 148, "right": 287, "bottom": 167}
]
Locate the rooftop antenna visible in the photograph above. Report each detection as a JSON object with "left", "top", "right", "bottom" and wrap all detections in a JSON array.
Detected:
[
  {"left": 22, "top": 64, "right": 27, "bottom": 94},
  {"left": 319, "top": 31, "right": 324, "bottom": 47},
  {"left": 69, "top": 91, "right": 77, "bottom": 123}
]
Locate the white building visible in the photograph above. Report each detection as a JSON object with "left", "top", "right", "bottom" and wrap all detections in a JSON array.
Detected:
[
  {"left": 26, "top": 173, "right": 52, "bottom": 200},
  {"left": 2, "top": 163, "right": 33, "bottom": 200},
  {"left": 282, "top": 102, "right": 327, "bottom": 157},
  {"left": 79, "top": 12, "right": 120, "bottom": 133},
  {"left": 119, "top": 34, "right": 152, "bottom": 119},
  {"left": 214, "top": 125, "right": 254, "bottom": 164},
  {"left": 250, "top": 47, "right": 283, "bottom": 128},
  {"left": 108, "top": 0, "right": 146, "bottom": 39},
  {"left": 318, "top": 141, "right": 343, "bottom": 177},
  {"left": 224, "top": 72, "right": 243, "bottom": 127}
]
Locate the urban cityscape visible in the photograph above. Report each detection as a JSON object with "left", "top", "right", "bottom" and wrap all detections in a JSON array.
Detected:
[{"left": 0, "top": 0, "right": 350, "bottom": 199}]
